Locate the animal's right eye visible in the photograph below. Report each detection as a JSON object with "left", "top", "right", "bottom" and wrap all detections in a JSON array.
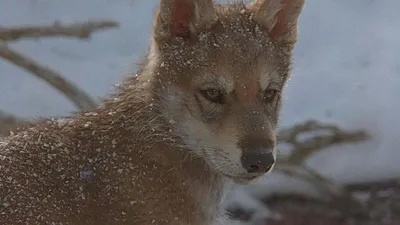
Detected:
[
  {"left": 200, "top": 88, "right": 225, "bottom": 104},
  {"left": 262, "top": 88, "right": 279, "bottom": 103}
]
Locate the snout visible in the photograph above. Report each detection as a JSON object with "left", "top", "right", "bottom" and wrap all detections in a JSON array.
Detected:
[
  {"left": 238, "top": 137, "right": 276, "bottom": 176},
  {"left": 240, "top": 151, "right": 275, "bottom": 174}
]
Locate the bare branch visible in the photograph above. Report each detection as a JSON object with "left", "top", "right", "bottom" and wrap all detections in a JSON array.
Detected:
[
  {"left": 0, "top": 44, "right": 97, "bottom": 111},
  {"left": 278, "top": 120, "right": 370, "bottom": 165},
  {"left": 272, "top": 120, "right": 371, "bottom": 212},
  {"left": 275, "top": 162, "right": 346, "bottom": 198},
  {"left": 0, "top": 20, "right": 119, "bottom": 42}
]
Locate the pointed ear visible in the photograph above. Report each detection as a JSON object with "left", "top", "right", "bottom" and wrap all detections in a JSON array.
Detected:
[
  {"left": 252, "top": 0, "right": 305, "bottom": 46},
  {"left": 153, "top": 0, "right": 216, "bottom": 43}
]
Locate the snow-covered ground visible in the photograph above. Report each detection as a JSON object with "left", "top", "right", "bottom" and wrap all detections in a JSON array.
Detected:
[{"left": 1, "top": 0, "right": 399, "bottom": 220}]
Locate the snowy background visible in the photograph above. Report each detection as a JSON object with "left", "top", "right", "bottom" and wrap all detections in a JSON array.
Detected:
[{"left": 1, "top": 0, "right": 399, "bottom": 222}]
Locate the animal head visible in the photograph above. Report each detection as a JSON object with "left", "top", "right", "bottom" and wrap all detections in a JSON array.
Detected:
[{"left": 147, "top": 0, "right": 305, "bottom": 183}]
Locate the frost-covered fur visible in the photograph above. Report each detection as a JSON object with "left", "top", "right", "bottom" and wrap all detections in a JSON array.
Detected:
[{"left": 0, "top": 0, "right": 305, "bottom": 224}]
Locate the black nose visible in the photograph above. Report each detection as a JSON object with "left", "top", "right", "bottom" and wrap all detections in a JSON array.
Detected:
[
  {"left": 238, "top": 137, "right": 276, "bottom": 174},
  {"left": 240, "top": 152, "right": 275, "bottom": 174}
]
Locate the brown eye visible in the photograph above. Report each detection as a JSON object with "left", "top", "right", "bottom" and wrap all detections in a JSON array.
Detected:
[
  {"left": 200, "top": 88, "right": 225, "bottom": 104},
  {"left": 263, "top": 89, "right": 279, "bottom": 103}
]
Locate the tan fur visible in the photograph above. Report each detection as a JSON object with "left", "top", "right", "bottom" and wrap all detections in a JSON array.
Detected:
[{"left": 0, "top": 0, "right": 305, "bottom": 224}]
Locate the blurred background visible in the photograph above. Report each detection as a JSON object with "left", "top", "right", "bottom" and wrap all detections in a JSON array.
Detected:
[{"left": 1, "top": 0, "right": 399, "bottom": 224}]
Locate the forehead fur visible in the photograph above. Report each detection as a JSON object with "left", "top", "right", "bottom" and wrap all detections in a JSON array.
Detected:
[{"left": 155, "top": 4, "right": 292, "bottom": 83}]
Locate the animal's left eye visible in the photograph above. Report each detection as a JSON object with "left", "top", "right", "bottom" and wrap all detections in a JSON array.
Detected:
[{"left": 262, "top": 89, "right": 279, "bottom": 103}]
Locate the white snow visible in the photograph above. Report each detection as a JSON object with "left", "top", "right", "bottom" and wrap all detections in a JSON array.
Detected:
[
  {"left": 1, "top": 0, "right": 400, "bottom": 220},
  {"left": 222, "top": 188, "right": 281, "bottom": 224}
]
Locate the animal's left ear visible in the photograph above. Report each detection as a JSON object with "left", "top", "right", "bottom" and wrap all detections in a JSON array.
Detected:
[{"left": 251, "top": 0, "right": 305, "bottom": 46}]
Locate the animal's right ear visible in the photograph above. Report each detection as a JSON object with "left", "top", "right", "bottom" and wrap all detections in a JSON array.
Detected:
[
  {"left": 153, "top": 0, "right": 216, "bottom": 44},
  {"left": 251, "top": 0, "right": 305, "bottom": 46}
]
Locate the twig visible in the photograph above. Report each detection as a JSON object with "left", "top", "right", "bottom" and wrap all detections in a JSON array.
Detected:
[
  {"left": 278, "top": 120, "right": 370, "bottom": 165},
  {"left": 0, "top": 20, "right": 119, "bottom": 42},
  {"left": 275, "top": 162, "right": 346, "bottom": 198},
  {"left": 272, "top": 120, "right": 371, "bottom": 213},
  {"left": 0, "top": 44, "right": 97, "bottom": 110}
]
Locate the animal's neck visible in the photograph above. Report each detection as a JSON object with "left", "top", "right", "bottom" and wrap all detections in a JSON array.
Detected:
[{"left": 152, "top": 142, "right": 230, "bottom": 223}]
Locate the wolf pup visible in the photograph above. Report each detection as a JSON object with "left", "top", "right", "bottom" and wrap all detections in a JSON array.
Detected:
[{"left": 0, "top": 0, "right": 305, "bottom": 224}]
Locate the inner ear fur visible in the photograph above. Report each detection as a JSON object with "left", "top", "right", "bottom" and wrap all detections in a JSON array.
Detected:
[
  {"left": 251, "top": 0, "right": 305, "bottom": 46},
  {"left": 153, "top": 0, "right": 217, "bottom": 43}
]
